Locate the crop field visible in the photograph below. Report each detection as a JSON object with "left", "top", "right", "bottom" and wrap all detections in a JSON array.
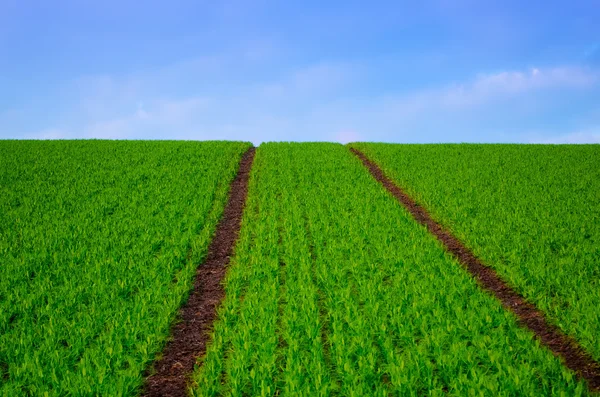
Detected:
[
  {"left": 351, "top": 144, "right": 600, "bottom": 363},
  {"left": 193, "top": 143, "right": 589, "bottom": 395},
  {"left": 1, "top": 141, "right": 599, "bottom": 396},
  {"left": 0, "top": 140, "right": 251, "bottom": 395}
]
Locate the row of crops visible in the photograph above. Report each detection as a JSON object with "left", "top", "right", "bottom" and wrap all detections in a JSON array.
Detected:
[
  {"left": 1, "top": 141, "right": 598, "bottom": 395},
  {"left": 351, "top": 143, "right": 600, "bottom": 364},
  {"left": 0, "top": 141, "right": 251, "bottom": 395}
]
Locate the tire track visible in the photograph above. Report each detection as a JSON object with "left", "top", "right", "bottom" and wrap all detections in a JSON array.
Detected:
[
  {"left": 350, "top": 147, "right": 600, "bottom": 393},
  {"left": 141, "top": 147, "right": 256, "bottom": 397}
]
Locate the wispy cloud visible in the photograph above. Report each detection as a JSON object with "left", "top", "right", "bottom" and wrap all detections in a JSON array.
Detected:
[
  {"left": 469, "top": 66, "right": 597, "bottom": 94},
  {"left": 23, "top": 128, "right": 71, "bottom": 140},
  {"left": 584, "top": 43, "right": 600, "bottom": 61},
  {"left": 529, "top": 129, "right": 600, "bottom": 144},
  {"left": 253, "top": 61, "right": 358, "bottom": 100},
  {"left": 386, "top": 66, "right": 599, "bottom": 112},
  {"left": 17, "top": 63, "right": 600, "bottom": 144},
  {"left": 333, "top": 130, "right": 363, "bottom": 144}
]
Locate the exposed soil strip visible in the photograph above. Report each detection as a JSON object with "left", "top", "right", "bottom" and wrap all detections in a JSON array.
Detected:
[
  {"left": 141, "top": 147, "right": 256, "bottom": 397},
  {"left": 350, "top": 147, "right": 600, "bottom": 392}
]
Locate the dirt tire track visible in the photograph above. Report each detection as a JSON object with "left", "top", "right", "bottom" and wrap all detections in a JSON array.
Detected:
[
  {"left": 350, "top": 147, "right": 600, "bottom": 392},
  {"left": 141, "top": 147, "right": 256, "bottom": 397}
]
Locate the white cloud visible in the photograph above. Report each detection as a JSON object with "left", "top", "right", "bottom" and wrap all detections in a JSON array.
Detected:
[
  {"left": 529, "top": 129, "right": 600, "bottom": 144},
  {"left": 23, "top": 128, "right": 71, "bottom": 140},
  {"left": 291, "top": 63, "right": 356, "bottom": 93},
  {"left": 17, "top": 63, "right": 600, "bottom": 144},
  {"left": 341, "top": 65, "right": 600, "bottom": 140},
  {"left": 253, "top": 61, "right": 357, "bottom": 100},
  {"left": 22, "top": 59, "right": 358, "bottom": 143},
  {"left": 332, "top": 130, "right": 363, "bottom": 144},
  {"left": 430, "top": 66, "right": 597, "bottom": 109}
]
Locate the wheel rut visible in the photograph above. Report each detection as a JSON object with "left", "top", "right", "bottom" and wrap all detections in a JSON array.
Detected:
[
  {"left": 350, "top": 147, "right": 600, "bottom": 393},
  {"left": 141, "top": 147, "right": 256, "bottom": 397}
]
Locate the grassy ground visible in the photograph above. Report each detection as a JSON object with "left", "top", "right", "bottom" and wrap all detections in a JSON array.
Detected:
[
  {"left": 193, "top": 143, "right": 588, "bottom": 396},
  {"left": 352, "top": 143, "right": 600, "bottom": 363},
  {"left": 0, "top": 140, "right": 250, "bottom": 396}
]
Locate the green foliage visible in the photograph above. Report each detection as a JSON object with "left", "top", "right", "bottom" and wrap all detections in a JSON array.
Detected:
[
  {"left": 351, "top": 143, "right": 600, "bottom": 363},
  {"left": 0, "top": 140, "right": 250, "bottom": 396},
  {"left": 193, "top": 143, "right": 588, "bottom": 396}
]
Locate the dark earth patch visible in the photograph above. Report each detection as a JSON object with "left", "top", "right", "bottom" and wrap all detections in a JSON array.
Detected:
[
  {"left": 141, "top": 147, "right": 256, "bottom": 397},
  {"left": 350, "top": 147, "right": 600, "bottom": 392}
]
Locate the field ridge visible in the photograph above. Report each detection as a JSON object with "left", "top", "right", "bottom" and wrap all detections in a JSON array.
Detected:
[
  {"left": 350, "top": 147, "right": 600, "bottom": 392},
  {"left": 142, "top": 147, "right": 256, "bottom": 397}
]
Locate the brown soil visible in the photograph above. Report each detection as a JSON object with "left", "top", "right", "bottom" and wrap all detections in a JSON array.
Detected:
[
  {"left": 350, "top": 147, "right": 600, "bottom": 392},
  {"left": 141, "top": 147, "right": 256, "bottom": 397}
]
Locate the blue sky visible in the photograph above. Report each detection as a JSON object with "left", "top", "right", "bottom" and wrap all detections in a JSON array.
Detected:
[{"left": 1, "top": 0, "right": 599, "bottom": 144}]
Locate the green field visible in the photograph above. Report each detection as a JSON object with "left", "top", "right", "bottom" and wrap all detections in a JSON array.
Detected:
[
  {"left": 1, "top": 141, "right": 598, "bottom": 396},
  {"left": 351, "top": 143, "right": 600, "bottom": 362},
  {"left": 0, "top": 140, "right": 250, "bottom": 395},
  {"left": 193, "top": 143, "right": 587, "bottom": 396}
]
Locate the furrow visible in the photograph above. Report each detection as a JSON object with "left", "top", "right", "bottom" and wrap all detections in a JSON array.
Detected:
[
  {"left": 141, "top": 147, "right": 256, "bottom": 397},
  {"left": 350, "top": 147, "right": 600, "bottom": 392}
]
